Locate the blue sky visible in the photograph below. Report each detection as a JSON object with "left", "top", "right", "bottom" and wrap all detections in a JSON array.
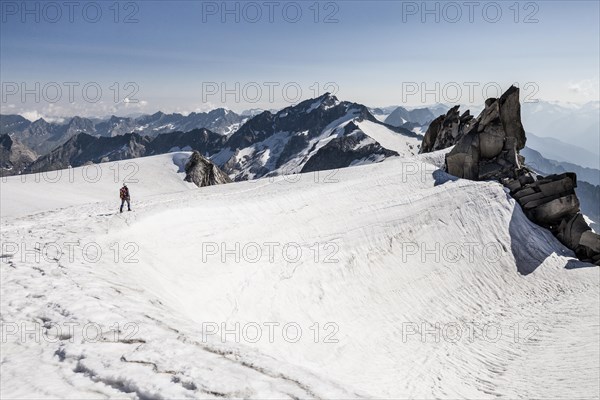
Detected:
[{"left": 1, "top": 0, "right": 599, "bottom": 117}]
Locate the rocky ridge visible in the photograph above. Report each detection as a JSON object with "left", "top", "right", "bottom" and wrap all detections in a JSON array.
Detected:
[{"left": 420, "top": 86, "right": 599, "bottom": 265}]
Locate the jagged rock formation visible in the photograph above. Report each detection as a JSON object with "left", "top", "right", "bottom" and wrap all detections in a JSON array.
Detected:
[
  {"left": 513, "top": 146, "right": 599, "bottom": 232},
  {"left": 420, "top": 86, "right": 599, "bottom": 265},
  {"left": 420, "top": 105, "right": 475, "bottom": 153},
  {"left": 506, "top": 172, "right": 579, "bottom": 226},
  {"left": 423, "top": 87, "right": 527, "bottom": 181},
  {"left": 184, "top": 151, "right": 232, "bottom": 187},
  {"left": 505, "top": 172, "right": 599, "bottom": 264},
  {"left": 0, "top": 134, "right": 37, "bottom": 177}
]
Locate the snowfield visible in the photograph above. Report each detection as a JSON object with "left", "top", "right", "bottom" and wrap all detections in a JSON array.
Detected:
[{"left": 1, "top": 151, "right": 598, "bottom": 399}]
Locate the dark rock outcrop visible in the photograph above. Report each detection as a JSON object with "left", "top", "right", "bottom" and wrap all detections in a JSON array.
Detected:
[
  {"left": 506, "top": 172, "right": 599, "bottom": 264},
  {"left": 508, "top": 173, "right": 579, "bottom": 226},
  {"left": 419, "top": 86, "right": 599, "bottom": 266},
  {"left": 184, "top": 151, "right": 232, "bottom": 187},
  {"left": 441, "top": 86, "right": 527, "bottom": 181},
  {"left": 421, "top": 106, "right": 475, "bottom": 153},
  {"left": 0, "top": 134, "right": 37, "bottom": 176}
]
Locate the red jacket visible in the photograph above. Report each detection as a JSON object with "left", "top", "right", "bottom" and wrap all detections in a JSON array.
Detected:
[{"left": 120, "top": 186, "right": 130, "bottom": 200}]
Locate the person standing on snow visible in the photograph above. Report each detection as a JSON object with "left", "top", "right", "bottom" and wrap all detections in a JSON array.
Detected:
[{"left": 119, "top": 183, "right": 131, "bottom": 213}]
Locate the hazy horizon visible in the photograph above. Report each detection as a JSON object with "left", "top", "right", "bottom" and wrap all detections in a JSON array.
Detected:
[{"left": 2, "top": 1, "right": 599, "bottom": 119}]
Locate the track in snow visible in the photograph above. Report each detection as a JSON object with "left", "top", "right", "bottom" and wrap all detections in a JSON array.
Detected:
[{"left": 1, "top": 151, "right": 598, "bottom": 398}]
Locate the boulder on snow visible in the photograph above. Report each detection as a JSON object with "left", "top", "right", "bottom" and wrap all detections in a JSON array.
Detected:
[{"left": 184, "top": 151, "right": 232, "bottom": 187}]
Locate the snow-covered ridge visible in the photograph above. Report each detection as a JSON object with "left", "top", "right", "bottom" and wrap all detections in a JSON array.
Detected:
[
  {"left": 0, "top": 152, "right": 197, "bottom": 217},
  {"left": 1, "top": 152, "right": 598, "bottom": 398}
]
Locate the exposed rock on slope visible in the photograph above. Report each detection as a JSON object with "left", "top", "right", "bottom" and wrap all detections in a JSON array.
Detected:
[
  {"left": 506, "top": 171, "right": 599, "bottom": 264},
  {"left": 420, "top": 86, "right": 599, "bottom": 265},
  {"left": 424, "top": 86, "right": 527, "bottom": 181},
  {"left": 420, "top": 105, "right": 475, "bottom": 153},
  {"left": 0, "top": 134, "right": 37, "bottom": 176},
  {"left": 25, "top": 133, "right": 151, "bottom": 173},
  {"left": 515, "top": 147, "right": 599, "bottom": 231},
  {"left": 148, "top": 128, "right": 226, "bottom": 156},
  {"left": 24, "top": 128, "right": 225, "bottom": 174},
  {"left": 184, "top": 151, "right": 232, "bottom": 187}
]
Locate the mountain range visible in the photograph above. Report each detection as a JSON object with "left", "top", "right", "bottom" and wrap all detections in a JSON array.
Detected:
[
  {"left": 14, "top": 94, "right": 421, "bottom": 181},
  {"left": 2, "top": 95, "right": 598, "bottom": 226},
  {"left": 0, "top": 108, "right": 246, "bottom": 156},
  {"left": 521, "top": 100, "right": 600, "bottom": 164}
]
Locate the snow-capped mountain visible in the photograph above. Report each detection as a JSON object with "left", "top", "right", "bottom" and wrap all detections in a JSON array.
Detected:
[
  {"left": 241, "top": 108, "right": 279, "bottom": 117},
  {"left": 0, "top": 109, "right": 246, "bottom": 156},
  {"left": 212, "top": 93, "right": 422, "bottom": 180},
  {"left": 18, "top": 94, "right": 422, "bottom": 180},
  {"left": 132, "top": 109, "right": 245, "bottom": 137},
  {"left": 0, "top": 115, "right": 96, "bottom": 155}
]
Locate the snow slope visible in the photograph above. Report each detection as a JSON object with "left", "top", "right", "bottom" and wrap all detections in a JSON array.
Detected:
[
  {"left": 356, "top": 120, "right": 420, "bottom": 156},
  {"left": 1, "top": 152, "right": 196, "bottom": 217},
  {"left": 1, "top": 151, "right": 598, "bottom": 398}
]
